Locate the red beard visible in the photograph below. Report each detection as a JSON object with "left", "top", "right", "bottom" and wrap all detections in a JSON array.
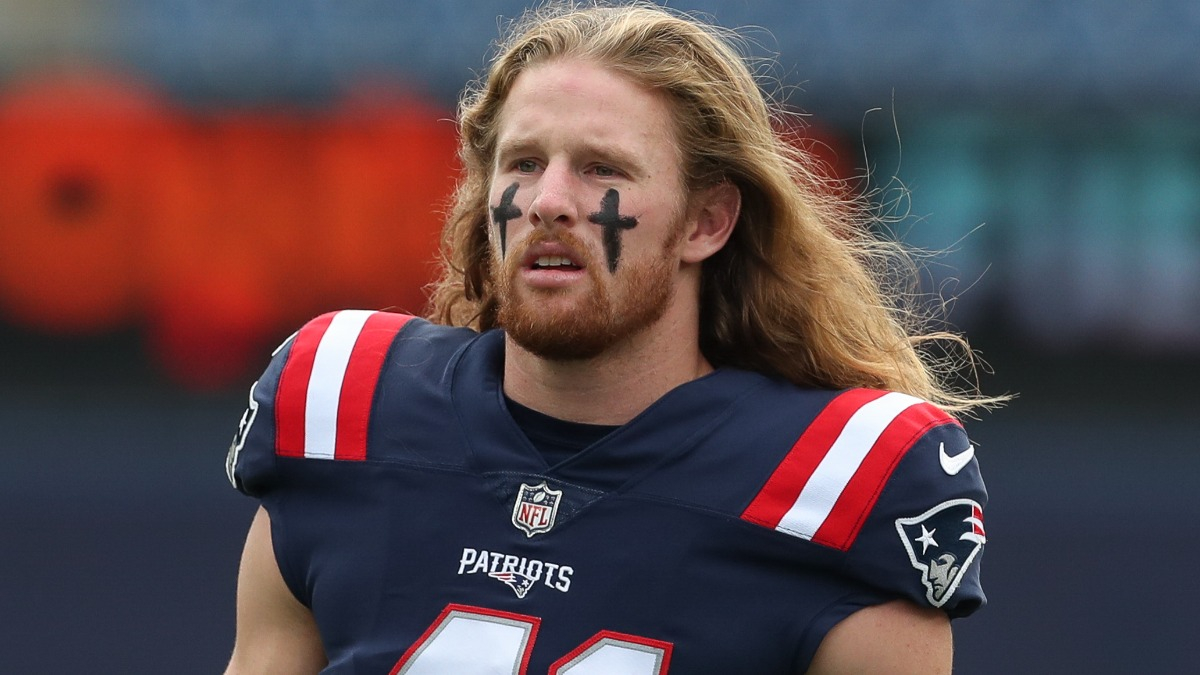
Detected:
[{"left": 495, "top": 226, "right": 678, "bottom": 361}]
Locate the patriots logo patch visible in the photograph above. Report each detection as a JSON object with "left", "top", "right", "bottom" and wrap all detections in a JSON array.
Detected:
[
  {"left": 895, "top": 499, "right": 986, "bottom": 607},
  {"left": 488, "top": 571, "right": 537, "bottom": 598}
]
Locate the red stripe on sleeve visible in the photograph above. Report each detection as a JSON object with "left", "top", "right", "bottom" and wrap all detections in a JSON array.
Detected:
[
  {"left": 812, "top": 401, "right": 957, "bottom": 550},
  {"left": 334, "top": 312, "right": 413, "bottom": 461},
  {"left": 273, "top": 312, "right": 337, "bottom": 457},
  {"left": 741, "top": 388, "right": 889, "bottom": 529}
]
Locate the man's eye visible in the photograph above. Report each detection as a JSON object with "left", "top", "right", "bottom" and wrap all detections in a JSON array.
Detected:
[
  {"left": 594, "top": 165, "right": 615, "bottom": 177},
  {"left": 517, "top": 160, "right": 537, "bottom": 172}
]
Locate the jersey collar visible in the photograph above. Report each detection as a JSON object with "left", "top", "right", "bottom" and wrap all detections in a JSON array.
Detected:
[{"left": 450, "top": 328, "right": 767, "bottom": 493}]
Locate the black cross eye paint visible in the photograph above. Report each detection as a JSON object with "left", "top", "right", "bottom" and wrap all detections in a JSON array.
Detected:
[
  {"left": 587, "top": 188, "right": 638, "bottom": 273},
  {"left": 490, "top": 182, "right": 522, "bottom": 255}
]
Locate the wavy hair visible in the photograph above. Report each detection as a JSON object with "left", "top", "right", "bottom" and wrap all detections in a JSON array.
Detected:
[{"left": 427, "top": 1, "right": 1003, "bottom": 415}]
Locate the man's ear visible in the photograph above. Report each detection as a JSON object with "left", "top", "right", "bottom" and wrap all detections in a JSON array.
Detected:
[{"left": 680, "top": 181, "right": 741, "bottom": 264}]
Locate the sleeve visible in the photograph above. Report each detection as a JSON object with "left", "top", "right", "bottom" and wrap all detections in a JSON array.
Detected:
[
  {"left": 224, "top": 324, "right": 297, "bottom": 498},
  {"left": 223, "top": 309, "right": 418, "bottom": 498},
  {"left": 841, "top": 402, "right": 988, "bottom": 618},
  {"left": 738, "top": 388, "right": 987, "bottom": 618}
]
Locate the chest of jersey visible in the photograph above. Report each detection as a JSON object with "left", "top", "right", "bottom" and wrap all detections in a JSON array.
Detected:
[
  {"left": 272, "top": 458, "right": 871, "bottom": 674},
  {"left": 234, "top": 314, "right": 987, "bottom": 673}
]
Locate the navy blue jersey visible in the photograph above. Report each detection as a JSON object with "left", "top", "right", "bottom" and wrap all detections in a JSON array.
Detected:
[{"left": 226, "top": 310, "right": 988, "bottom": 674}]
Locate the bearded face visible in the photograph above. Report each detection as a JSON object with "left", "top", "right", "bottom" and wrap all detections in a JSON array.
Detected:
[
  {"left": 494, "top": 220, "right": 681, "bottom": 360},
  {"left": 484, "top": 59, "right": 693, "bottom": 362}
]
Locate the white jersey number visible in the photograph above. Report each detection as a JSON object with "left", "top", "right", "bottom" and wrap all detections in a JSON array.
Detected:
[{"left": 390, "top": 604, "right": 672, "bottom": 675}]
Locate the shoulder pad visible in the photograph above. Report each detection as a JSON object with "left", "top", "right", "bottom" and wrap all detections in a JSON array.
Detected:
[
  {"left": 274, "top": 310, "right": 414, "bottom": 461},
  {"left": 741, "top": 388, "right": 959, "bottom": 550},
  {"left": 740, "top": 388, "right": 985, "bottom": 615},
  {"left": 849, "top": 417, "right": 987, "bottom": 616},
  {"left": 225, "top": 310, "right": 415, "bottom": 495}
]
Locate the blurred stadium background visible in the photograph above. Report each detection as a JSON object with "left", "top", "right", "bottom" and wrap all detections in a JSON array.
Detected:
[{"left": 1, "top": 1, "right": 1197, "bottom": 672}]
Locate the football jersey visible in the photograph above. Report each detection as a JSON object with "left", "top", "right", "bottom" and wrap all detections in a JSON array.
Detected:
[{"left": 226, "top": 309, "right": 988, "bottom": 674}]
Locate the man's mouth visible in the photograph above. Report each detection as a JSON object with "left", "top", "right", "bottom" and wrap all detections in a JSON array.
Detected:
[{"left": 531, "top": 255, "right": 582, "bottom": 271}]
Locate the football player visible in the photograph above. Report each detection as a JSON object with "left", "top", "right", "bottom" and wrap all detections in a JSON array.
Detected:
[{"left": 224, "top": 3, "right": 1001, "bottom": 673}]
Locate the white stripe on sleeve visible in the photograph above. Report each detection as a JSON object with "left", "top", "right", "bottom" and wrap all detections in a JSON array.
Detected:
[
  {"left": 776, "top": 392, "right": 922, "bottom": 539},
  {"left": 304, "top": 310, "right": 374, "bottom": 459}
]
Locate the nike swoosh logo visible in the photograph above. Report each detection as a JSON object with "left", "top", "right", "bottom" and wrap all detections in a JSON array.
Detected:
[{"left": 939, "top": 442, "right": 975, "bottom": 475}]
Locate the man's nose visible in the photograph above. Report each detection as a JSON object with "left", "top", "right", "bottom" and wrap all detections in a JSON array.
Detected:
[{"left": 528, "top": 162, "right": 578, "bottom": 228}]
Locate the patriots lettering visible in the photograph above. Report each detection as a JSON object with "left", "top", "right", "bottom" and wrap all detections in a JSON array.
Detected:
[{"left": 457, "top": 547, "right": 574, "bottom": 597}]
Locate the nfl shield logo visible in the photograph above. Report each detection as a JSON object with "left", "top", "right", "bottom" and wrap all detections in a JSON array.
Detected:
[{"left": 512, "top": 482, "right": 562, "bottom": 537}]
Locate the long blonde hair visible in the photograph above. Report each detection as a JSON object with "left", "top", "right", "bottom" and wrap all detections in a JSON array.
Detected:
[{"left": 427, "top": 1, "right": 1003, "bottom": 415}]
